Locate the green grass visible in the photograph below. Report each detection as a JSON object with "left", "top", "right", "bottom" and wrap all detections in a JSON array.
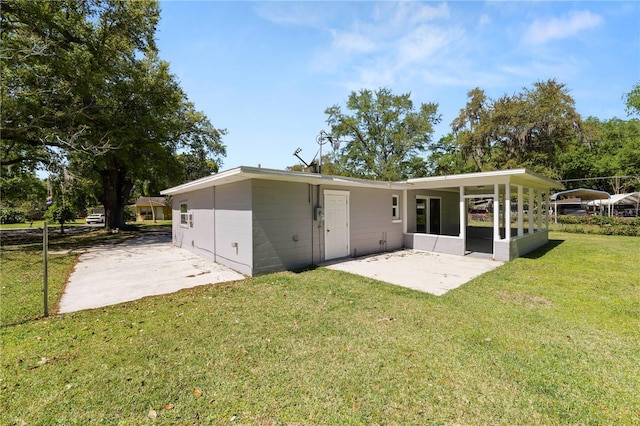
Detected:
[{"left": 1, "top": 232, "right": 639, "bottom": 424}]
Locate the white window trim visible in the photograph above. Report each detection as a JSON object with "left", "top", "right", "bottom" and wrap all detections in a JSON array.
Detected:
[
  {"left": 179, "top": 202, "right": 190, "bottom": 228},
  {"left": 391, "top": 194, "right": 401, "bottom": 222}
]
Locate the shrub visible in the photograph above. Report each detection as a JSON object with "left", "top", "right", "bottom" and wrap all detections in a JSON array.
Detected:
[
  {"left": 0, "top": 208, "right": 26, "bottom": 224},
  {"left": 555, "top": 214, "right": 639, "bottom": 236},
  {"left": 44, "top": 202, "right": 76, "bottom": 232}
]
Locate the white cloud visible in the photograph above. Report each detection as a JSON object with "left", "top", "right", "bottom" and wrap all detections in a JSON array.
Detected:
[
  {"left": 382, "top": 1, "right": 451, "bottom": 26},
  {"left": 332, "top": 30, "right": 376, "bottom": 54},
  {"left": 397, "top": 25, "right": 462, "bottom": 67},
  {"left": 306, "top": 2, "right": 464, "bottom": 89},
  {"left": 478, "top": 14, "right": 491, "bottom": 28},
  {"left": 523, "top": 10, "right": 603, "bottom": 45},
  {"left": 254, "top": 2, "right": 333, "bottom": 29}
]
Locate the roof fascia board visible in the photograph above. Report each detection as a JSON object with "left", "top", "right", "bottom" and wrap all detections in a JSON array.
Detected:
[
  {"left": 407, "top": 169, "right": 561, "bottom": 190},
  {"left": 162, "top": 167, "right": 562, "bottom": 196},
  {"left": 161, "top": 166, "right": 406, "bottom": 195}
]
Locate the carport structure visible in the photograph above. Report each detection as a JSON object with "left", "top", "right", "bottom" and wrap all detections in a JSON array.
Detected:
[{"left": 402, "top": 169, "right": 562, "bottom": 261}]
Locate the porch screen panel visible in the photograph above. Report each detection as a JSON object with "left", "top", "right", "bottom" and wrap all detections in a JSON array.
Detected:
[
  {"left": 429, "top": 198, "right": 441, "bottom": 235},
  {"left": 416, "top": 199, "right": 426, "bottom": 233}
]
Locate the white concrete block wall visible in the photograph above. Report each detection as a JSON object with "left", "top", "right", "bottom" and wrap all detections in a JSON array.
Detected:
[
  {"left": 214, "top": 180, "right": 253, "bottom": 276},
  {"left": 251, "top": 180, "right": 314, "bottom": 275}
]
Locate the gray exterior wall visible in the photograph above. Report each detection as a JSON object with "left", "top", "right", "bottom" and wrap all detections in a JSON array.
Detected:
[
  {"left": 250, "top": 182, "right": 405, "bottom": 274},
  {"left": 348, "top": 186, "right": 404, "bottom": 257},
  {"left": 170, "top": 176, "right": 551, "bottom": 276},
  {"left": 403, "top": 233, "right": 465, "bottom": 256},
  {"left": 251, "top": 180, "right": 314, "bottom": 275},
  {"left": 213, "top": 180, "right": 253, "bottom": 276},
  {"left": 172, "top": 187, "right": 215, "bottom": 260},
  {"left": 171, "top": 181, "right": 254, "bottom": 276},
  {"left": 405, "top": 189, "right": 460, "bottom": 236},
  {"left": 317, "top": 185, "right": 404, "bottom": 259},
  {"left": 507, "top": 231, "right": 549, "bottom": 261},
  {"left": 494, "top": 231, "right": 549, "bottom": 261}
]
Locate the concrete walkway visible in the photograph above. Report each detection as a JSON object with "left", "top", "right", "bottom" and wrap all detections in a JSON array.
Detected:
[
  {"left": 325, "top": 249, "right": 504, "bottom": 296},
  {"left": 57, "top": 232, "right": 245, "bottom": 313},
  {"left": 58, "top": 232, "right": 503, "bottom": 313}
]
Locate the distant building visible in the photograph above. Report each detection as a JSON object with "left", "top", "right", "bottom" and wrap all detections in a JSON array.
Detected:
[{"left": 134, "top": 197, "right": 172, "bottom": 221}]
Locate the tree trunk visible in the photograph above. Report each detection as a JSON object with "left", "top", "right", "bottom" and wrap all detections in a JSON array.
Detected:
[
  {"left": 149, "top": 198, "right": 156, "bottom": 223},
  {"left": 100, "top": 158, "right": 133, "bottom": 230}
]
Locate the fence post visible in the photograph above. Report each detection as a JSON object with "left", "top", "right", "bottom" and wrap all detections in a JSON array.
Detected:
[{"left": 43, "top": 222, "right": 49, "bottom": 317}]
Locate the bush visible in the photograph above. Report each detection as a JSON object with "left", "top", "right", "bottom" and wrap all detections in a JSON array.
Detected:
[
  {"left": 0, "top": 208, "right": 26, "bottom": 224},
  {"left": 555, "top": 214, "right": 639, "bottom": 236},
  {"left": 44, "top": 203, "right": 75, "bottom": 232},
  {"left": 124, "top": 206, "right": 136, "bottom": 223}
]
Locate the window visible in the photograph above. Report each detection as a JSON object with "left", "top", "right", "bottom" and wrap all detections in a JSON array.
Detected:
[
  {"left": 392, "top": 195, "right": 400, "bottom": 220},
  {"left": 180, "top": 203, "right": 189, "bottom": 227},
  {"left": 416, "top": 196, "right": 441, "bottom": 234},
  {"left": 140, "top": 208, "right": 153, "bottom": 220}
]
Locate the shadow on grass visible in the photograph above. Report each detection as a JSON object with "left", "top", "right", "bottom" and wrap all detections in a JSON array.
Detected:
[
  {"left": 290, "top": 265, "right": 320, "bottom": 274},
  {"left": 1, "top": 226, "right": 170, "bottom": 252},
  {"left": 0, "top": 315, "right": 48, "bottom": 329},
  {"left": 523, "top": 239, "right": 564, "bottom": 259}
]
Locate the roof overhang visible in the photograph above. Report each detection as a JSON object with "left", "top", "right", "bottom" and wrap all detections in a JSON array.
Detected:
[
  {"left": 161, "top": 166, "right": 407, "bottom": 196},
  {"left": 162, "top": 167, "right": 563, "bottom": 197},
  {"left": 406, "top": 169, "right": 562, "bottom": 194}
]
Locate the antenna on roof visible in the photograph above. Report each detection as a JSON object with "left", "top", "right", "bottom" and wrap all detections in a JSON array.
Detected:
[{"left": 293, "top": 148, "right": 312, "bottom": 169}]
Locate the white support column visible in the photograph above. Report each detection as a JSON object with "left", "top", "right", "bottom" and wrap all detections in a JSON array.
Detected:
[
  {"left": 402, "top": 189, "right": 408, "bottom": 234},
  {"left": 528, "top": 188, "right": 534, "bottom": 234},
  {"left": 517, "top": 185, "right": 524, "bottom": 237},
  {"left": 537, "top": 190, "right": 543, "bottom": 232},
  {"left": 459, "top": 186, "right": 466, "bottom": 239},
  {"left": 493, "top": 184, "right": 500, "bottom": 242},
  {"left": 505, "top": 184, "right": 511, "bottom": 240}
]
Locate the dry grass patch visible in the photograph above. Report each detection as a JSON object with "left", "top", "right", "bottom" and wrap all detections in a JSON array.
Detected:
[{"left": 495, "top": 290, "right": 553, "bottom": 308}]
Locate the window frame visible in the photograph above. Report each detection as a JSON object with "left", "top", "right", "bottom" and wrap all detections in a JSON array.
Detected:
[
  {"left": 416, "top": 195, "right": 442, "bottom": 234},
  {"left": 391, "top": 194, "right": 401, "bottom": 222},
  {"left": 180, "top": 203, "right": 190, "bottom": 227}
]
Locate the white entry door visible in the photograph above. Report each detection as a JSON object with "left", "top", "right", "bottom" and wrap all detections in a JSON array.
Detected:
[{"left": 324, "top": 190, "right": 350, "bottom": 260}]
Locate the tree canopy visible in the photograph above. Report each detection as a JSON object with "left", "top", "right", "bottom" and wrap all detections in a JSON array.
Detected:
[
  {"left": 624, "top": 82, "right": 640, "bottom": 117},
  {"left": 324, "top": 88, "right": 440, "bottom": 181},
  {"left": 451, "top": 79, "right": 583, "bottom": 178},
  {"left": 1, "top": 0, "right": 226, "bottom": 228}
]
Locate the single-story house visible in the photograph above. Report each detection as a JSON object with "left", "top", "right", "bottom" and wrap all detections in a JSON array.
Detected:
[
  {"left": 161, "top": 166, "right": 561, "bottom": 277},
  {"left": 134, "top": 197, "right": 172, "bottom": 221}
]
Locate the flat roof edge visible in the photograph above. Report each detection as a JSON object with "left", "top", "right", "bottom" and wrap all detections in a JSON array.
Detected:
[
  {"left": 161, "top": 166, "right": 406, "bottom": 195},
  {"left": 162, "top": 166, "right": 563, "bottom": 196}
]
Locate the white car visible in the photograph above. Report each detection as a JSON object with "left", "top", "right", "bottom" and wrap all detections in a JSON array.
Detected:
[{"left": 86, "top": 213, "right": 105, "bottom": 224}]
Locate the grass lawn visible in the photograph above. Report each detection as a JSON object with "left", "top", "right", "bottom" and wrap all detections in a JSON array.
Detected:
[{"left": 1, "top": 232, "right": 639, "bottom": 424}]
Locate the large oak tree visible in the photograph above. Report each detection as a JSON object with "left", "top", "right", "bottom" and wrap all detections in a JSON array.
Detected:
[
  {"left": 1, "top": 0, "right": 225, "bottom": 229},
  {"left": 324, "top": 88, "right": 440, "bottom": 181},
  {"left": 451, "top": 79, "right": 583, "bottom": 178}
]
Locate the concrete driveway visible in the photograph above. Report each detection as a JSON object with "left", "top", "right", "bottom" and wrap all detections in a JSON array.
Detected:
[
  {"left": 325, "top": 249, "right": 503, "bottom": 296},
  {"left": 57, "top": 232, "right": 244, "bottom": 313}
]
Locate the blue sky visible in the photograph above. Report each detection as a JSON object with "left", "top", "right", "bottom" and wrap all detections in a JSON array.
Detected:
[{"left": 156, "top": 1, "right": 639, "bottom": 171}]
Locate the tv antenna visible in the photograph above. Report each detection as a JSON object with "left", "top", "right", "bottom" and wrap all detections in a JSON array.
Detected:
[{"left": 293, "top": 130, "right": 342, "bottom": 174}]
